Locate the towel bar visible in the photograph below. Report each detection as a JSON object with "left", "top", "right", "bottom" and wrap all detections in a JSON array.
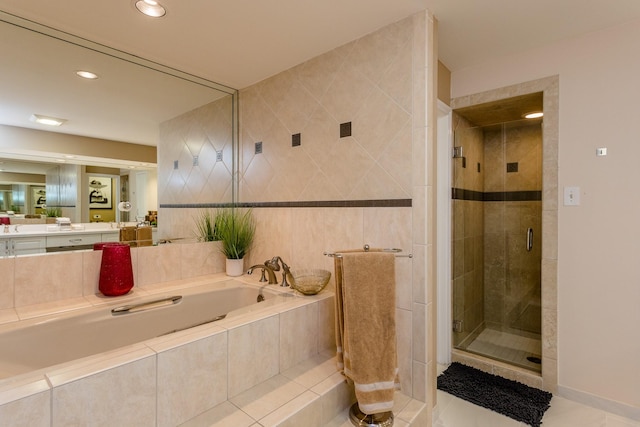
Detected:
[{"left": 323, "top": 244, "right": 412, "bottom": 258}]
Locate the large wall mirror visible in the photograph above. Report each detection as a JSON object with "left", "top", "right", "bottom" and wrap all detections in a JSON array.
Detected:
[{"left": 0, "top": 11, "right": 237, "bottom": 228}]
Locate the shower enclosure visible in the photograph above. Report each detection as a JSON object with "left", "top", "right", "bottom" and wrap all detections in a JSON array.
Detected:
[{"left": 451, "top": 114, "right": 543, "bottom": 372}]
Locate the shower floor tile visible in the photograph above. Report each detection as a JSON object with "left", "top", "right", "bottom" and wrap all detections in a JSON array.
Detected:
[{"left": 464, "top": 328, "right": 541, "bottom": 371}]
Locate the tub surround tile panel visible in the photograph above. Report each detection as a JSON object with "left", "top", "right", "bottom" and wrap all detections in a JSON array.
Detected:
[
  {"left": 156, "top": 333, "right": 228, "bottom": 427},
  {"left": 179, "top": 240, "right": 224, "bottom": 278},
  {"left": 279, "top": 304, "right": 319, "bottom": 372},
  {"left": 0, "top": 241, "right": 226, "bottom": 314},
  {"left": 397, "top": 307, "right": 413, "bottom": 393},
  {"left": 51, "top": 353, "right": 157, "bottom": 427},
  {"left": 15, "top": 252, "right": 83, "bottom": 307},
  {"left": 0, "top": 258, "right": 14, "bottom": 310},
  {"left": 0, "top": 387, "right": 50, "bottom": 427},
  {"left": 317, "top": 296, "right": 336, "bottom": 353},
  {"left": 311, "top": 371, "right": 357, "bottom": 425},
  {"left": 227, "top": 314, "right": 280, "bottom": 397},
  {"left": 136, "top": 243, "right": 182, "bottom": 287},
  {"left": 81, "top": 248, "right": 103, "bottom": 296},
  {"left": 0, "top": 271, "right": 341, "bottom": 426}
]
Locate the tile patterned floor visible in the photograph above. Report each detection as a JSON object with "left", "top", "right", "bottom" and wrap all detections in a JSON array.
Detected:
[
  {"left": 464, "top": 328, "right": 542, "bottom": 372},
  {"left": 434, "top": 389, "right": 640, "bottom": 427}
]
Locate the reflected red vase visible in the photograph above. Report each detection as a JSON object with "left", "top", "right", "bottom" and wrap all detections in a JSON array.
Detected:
[{"left": 97, "top": 243, "right": 134, "bottom": 296}]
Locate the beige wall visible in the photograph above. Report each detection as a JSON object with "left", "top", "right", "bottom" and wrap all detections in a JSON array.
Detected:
[
  {"left": 0, "top": 124, "right": 156, "bottom": 164},
  {"left": 438, "top": 61, "right": 451, "bottom": 105},
  {"left": 451, "top": 18, "right": 640, "bottom": 418}
]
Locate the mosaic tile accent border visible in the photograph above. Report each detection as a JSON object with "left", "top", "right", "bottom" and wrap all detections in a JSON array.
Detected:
[
  {"left": 160, "top": 199, "right": 412, "bottom": 209},
  {"left": 452, "top": 188, "right": 541, "bottom": 202}
]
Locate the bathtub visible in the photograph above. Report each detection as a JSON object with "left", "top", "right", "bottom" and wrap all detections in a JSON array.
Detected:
[{"left": 0, "top": 279, "right": 291, "bottom": 379}]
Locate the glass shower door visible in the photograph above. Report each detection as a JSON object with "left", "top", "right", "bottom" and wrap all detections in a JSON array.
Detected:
[{"left": 452, "top": 119, "right": 543, "bottom": 372}]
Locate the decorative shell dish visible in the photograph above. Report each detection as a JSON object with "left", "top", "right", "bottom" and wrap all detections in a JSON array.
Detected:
[{"left": 290, "top": 269, "right": 331, "bottom": 295}]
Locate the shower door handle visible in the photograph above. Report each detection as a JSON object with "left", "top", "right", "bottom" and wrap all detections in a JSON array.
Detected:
[{"left": 526, "top": 228, "right": 533, "bottom": 252}]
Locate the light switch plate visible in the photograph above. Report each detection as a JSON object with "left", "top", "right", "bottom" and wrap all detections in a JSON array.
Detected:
[{"left": 564, "top": 186, "right": 580, "bottom": 206}]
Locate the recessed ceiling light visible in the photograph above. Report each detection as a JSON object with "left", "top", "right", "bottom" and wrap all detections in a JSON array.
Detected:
[
  {"left": 135, "top": 0, "right": 166, "bottom": 17},
  {"left": 30, "top": 114, "right": 67, "bottom": 126},
  {"left": 524, "top": 111, "right": 544, "bottom": 119},
  {"left": 76, "top": 70, "right": 99, "bottom": 80}
]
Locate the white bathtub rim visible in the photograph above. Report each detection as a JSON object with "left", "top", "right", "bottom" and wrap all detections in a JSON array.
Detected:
[{"left": 0, "top": 275, "right": 334, "bottom": 406}]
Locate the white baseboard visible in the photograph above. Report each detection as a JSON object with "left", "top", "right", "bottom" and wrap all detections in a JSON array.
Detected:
[{"left": 557, "top": 385, "right": 640, "bottom": 421}]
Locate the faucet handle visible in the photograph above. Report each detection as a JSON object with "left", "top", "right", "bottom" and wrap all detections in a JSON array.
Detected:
[{"left": 265, "top": 257, "right": 281, "bottom": 272}]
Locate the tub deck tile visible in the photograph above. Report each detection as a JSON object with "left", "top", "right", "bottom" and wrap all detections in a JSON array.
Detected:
[
  {"left": 257, "top": 390, "right": 323, "bottom": 427},
  {"left": 46, "top": 344, "right": 155, "bottom": 387},
  {"left": 0, "top": 308, "right": 18, "bottom": 325},
  {"left": 229, "top": 374, "right": 307, "bottom": 421},
  {"left": 179, "top": 401, "right": 255, "bottom": 427},
  {"left": 15, "top": 296, "right": 91, "bottom": 320},
  {"left": 280, "top": 350, "right": 337, "bottom": 389}
]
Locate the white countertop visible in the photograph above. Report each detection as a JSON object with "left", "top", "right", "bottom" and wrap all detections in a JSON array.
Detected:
[{"left": 0, "top": 223, "right": 135, "bottom": 238}]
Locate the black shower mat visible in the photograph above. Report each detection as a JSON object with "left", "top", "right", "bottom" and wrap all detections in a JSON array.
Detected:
[{"left": 437, "top": 362, "right": 552, "bottom": 427}]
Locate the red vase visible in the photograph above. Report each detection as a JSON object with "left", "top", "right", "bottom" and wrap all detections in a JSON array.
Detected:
[{"left": 97, "top": 243, "right": 134, "bottom": 296}]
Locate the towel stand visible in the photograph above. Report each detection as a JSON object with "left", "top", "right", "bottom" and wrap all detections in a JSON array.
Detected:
[{"left": 324, "top": 244, "right": 412, "bottom": 259}]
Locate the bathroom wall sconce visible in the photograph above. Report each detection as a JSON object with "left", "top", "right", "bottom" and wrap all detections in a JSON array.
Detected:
[{"left": 135, "top": 0, "right": 166, "bottom": 17}]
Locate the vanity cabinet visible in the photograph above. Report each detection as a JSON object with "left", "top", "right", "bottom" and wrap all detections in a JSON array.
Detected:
[
  {"left": 45, "top": 232, "right": 115, "bottom": 252},
  {"left": 0, "top": 236, "right": 47, "bottom": 256}
]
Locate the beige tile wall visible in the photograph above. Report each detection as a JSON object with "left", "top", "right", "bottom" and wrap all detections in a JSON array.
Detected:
[
  {"left": 155, "top": 10, "right": 437, "bottom": 412},
  {"left": 235, "top": 12, "right": 435, "bottom": 407},
  {"left": 0, "top": 241, "right": 224, "bottom": 312},
  {"left": 158, "top": 95, "right": 235, "bottom": 206}
]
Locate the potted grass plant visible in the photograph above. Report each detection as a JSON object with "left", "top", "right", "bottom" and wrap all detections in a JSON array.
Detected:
[{"left": 216, "top": 207, "right": 256, "bottom": 276}]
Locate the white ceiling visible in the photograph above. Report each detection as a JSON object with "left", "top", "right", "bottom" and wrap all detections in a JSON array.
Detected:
[
  {"left": 1, "top": 0, "right": 640, "bottom": 172},
  {"left": 3, "top": 0, "right": 640, "bottom": 88}
]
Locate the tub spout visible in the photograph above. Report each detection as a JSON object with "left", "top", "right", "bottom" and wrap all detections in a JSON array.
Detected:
[{"left": 247, "top": 264, "right": 277, "bottom": 284}]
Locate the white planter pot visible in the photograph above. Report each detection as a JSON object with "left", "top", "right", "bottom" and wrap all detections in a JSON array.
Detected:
[{"left": 225, "top": 258, "right": 245, "bottom": 277}]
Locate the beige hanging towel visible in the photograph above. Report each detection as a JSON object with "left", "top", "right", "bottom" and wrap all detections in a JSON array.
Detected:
[{"left": 334, "top": 250, "right": 400, "bottom": 415}]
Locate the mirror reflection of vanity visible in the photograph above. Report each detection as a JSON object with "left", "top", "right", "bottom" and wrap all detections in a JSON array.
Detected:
[{"left": 0, "top": 10, "right": 237, "bottom": 240}]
